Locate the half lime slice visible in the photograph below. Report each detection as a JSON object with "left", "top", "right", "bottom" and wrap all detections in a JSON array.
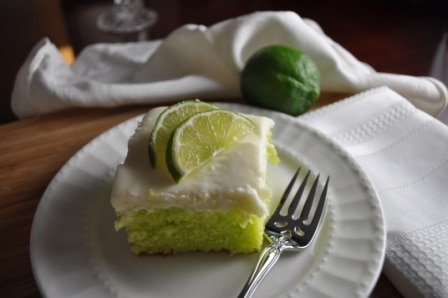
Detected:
[
  {"left": 148, "top": 100, "right": 220, "bottom": 172},
  {"left": 166, "top": 109, "right": 255, "bottom": 182}
]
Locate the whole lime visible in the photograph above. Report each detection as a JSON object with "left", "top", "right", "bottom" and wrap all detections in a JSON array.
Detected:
[{"left": 240, "top": 45, "right": 320, "bottom": 116}]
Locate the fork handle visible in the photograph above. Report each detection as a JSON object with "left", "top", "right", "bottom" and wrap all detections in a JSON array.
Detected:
[{"left": 237, "top": 238, "right": 284, "bottom": 298}]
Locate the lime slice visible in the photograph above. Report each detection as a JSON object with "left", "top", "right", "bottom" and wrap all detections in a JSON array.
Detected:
[
  {"left": 166, "top": 109, "right": 255, "bottom": 182},
  {"left": 148, "top": 100, "right": 220, "bottom": 171}
]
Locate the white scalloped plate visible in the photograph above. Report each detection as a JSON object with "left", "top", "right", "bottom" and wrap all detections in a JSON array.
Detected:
[{"left": 30, "top": 103, "right": 385, "bottom": 298}]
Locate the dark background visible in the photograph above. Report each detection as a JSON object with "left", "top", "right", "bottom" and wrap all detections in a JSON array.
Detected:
[{"left": 0, "top": 0, "right": 447, "bottom": 123}]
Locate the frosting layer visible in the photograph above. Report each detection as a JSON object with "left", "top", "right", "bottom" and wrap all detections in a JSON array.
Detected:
[{"left": 111, "top": 107, "right": 274, "bottom": 217}]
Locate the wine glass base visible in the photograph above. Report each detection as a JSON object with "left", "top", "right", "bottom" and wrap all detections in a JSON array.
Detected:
[{"left": 97, "top": 7, "right": 158, "bottom": 35}]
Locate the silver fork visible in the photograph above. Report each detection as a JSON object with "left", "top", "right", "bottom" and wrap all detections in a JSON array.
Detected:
[{"left": 237, "top": 167, "right": 329, "bottom": 298}]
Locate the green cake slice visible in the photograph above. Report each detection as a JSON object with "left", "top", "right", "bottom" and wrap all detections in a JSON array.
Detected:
[{"left": 110, "top": 102, "right": 279, "bottom": 255}]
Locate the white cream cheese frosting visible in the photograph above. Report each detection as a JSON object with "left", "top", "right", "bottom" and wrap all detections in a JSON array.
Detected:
[{"left": 111, "top": 106, "right": 274, "bottom": 217}]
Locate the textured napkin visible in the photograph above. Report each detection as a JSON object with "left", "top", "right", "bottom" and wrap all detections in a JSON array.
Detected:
[
  {"left": 11, "top": 11, "right": 447, "bottom": 119},
  {"left": 298, "top": 86, "right": 448, "bottom": 298},
  {"left": 11, "top": 10, "right": 448, "bottom": 298}
]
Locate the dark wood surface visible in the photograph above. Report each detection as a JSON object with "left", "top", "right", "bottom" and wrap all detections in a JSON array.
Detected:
[{"left": 1, "top": 0, "right": 447, "bottom": 297}]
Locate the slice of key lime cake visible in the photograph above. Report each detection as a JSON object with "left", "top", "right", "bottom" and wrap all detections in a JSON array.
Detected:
[{"left": 111, "top": 100, "right": 279, "bottom": 255}]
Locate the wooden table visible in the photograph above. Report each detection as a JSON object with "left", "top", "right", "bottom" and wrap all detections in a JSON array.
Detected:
[{"left": 1, "top": 1, "right": 447, "bottom": 297}]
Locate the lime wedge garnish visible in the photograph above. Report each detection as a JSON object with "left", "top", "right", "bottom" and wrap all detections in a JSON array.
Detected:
[
  {"left": 166, "top": 109, "right": 255, "bottom": 182},
  {"left": 148, "top": 100, "right": 220, "bottom": 172}
]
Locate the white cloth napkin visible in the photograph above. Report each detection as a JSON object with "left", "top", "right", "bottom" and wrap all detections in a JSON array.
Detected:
[
  {"left": 298, "top": 86, "right": 448, "bottom": 298},
  {"left": 11, "top": 10, "right": 448, "bottom": 298},
  {"left": 11, "top": 11, "right": 447, "bottom": 119}
]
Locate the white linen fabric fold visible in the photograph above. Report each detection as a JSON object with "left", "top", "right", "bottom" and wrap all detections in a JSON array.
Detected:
[
  {"left": 298, "top": 86, "right": 448, "bottom": 298},
  {"left": 11, "top": 11, "right": 447, "bottom": 119}
]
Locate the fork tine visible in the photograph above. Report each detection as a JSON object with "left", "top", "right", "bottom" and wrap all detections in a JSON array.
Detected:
[
  {"left": 277, "top": 167, "right": 302, "bottom": 211},
  {"left": 309, "top": 176, "right": 329, "bottom": 228},
  {"left": 299, "top": 173, "right": 320, "bottom": 221},
  {"left": 287, "top": 170, "right": 311, "bottom": 217}
]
